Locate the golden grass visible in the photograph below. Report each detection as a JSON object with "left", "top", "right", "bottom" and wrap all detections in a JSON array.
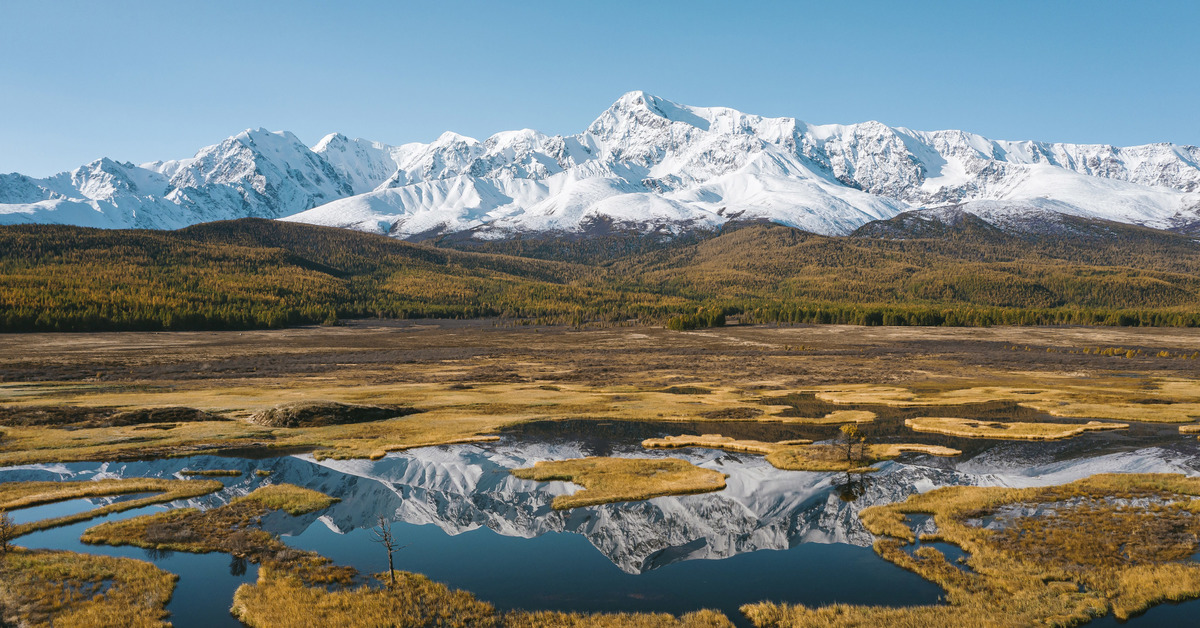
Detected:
[
  {"left": 4, "top": 369, "right": 1200, "bottom": 467},
  {"left": 0, "top": 478, "right": 223, "bottom": 538},
  {"left": 231, "top": 567, "right": 734, "bottom": 628},
  {"left": 82, "top": 483, "right": 352, "bottom": 585},
  {"left": 254, "top": 469, "right": 273, "bottom": 477},
  {"left": 232, "top": 483, "right": 339, "bottom": 515},
  {"left": 507, "top": 610, "right": 734, "bottom": 627},
  {"left": 0, "top": 380, "right": 779, "bottom": 466},
  {"left": 1180, "top": 424, "right": 1200, "bottom": 435},
  {"left": 0, "top": 548, "right": 177, "bottom": 628},
  {"left": 510, "top": 457, "right": 728, "bottom": 509},
  {"left": 179, "top": 469, "right": 242, "bottom": 477},
  {"left": 642, "top": 434, "right": 811, "bottom": 455},
  {"left": 644, "top": 434, "right": 959, "bottom": 473},
  {"left": 764, "top": 443, "right": 960, "bottom": 473},
  {"left": 870, "top": 443, "right": 963, "bottom": 458},
  {"left": 1021, "top": 400, "right": 1200, "bottom": 424},
  {"left": 746, "top": 473, "right": 1200, "bottom": 627},
  {"left": 905, "top": 417, "right": 1129, "bottom": 440},
  {"left": 761, "top": 410, "right": 875, "bottom": 425},
  {"left": 811, "top": 381, "right": 1200, "bottom": 424},
  {"left": 231, "top": 567, "right": 498, "bottom": 628}
]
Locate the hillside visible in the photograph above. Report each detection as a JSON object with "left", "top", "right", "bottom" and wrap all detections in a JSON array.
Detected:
[{"left": 3, "top": 218, "right": 1200, "bottom": 332}]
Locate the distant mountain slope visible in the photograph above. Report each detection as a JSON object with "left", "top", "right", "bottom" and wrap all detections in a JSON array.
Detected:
[
  {"left": 4, "top": 218, "right": 1200, "bottom": 332},
  {"left": 3, "top": 92, "right": 1199, "bottom": 237},
  {"left": 0, "top": 129, "right": 350, "bottom": 230}
]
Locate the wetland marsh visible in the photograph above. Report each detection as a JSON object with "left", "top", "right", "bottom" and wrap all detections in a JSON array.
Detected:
[{"left": 3, "top": 321, "right": 1200, "bottom": 626}]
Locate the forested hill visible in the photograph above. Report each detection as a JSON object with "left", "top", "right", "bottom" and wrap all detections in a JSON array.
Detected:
[{"left": 3, "top": 218, "right": 1200, "bottom": 332}]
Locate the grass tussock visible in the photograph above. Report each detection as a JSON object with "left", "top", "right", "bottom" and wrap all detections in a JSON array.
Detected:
[
  {"left": 905, "top": 417, "right": 1128, "bottom": 440},
  {"left": 642, "top": 434, "right": 810, "bottom": 456},
  {"left": 510, "top": 457, "right": 728, "bottom": 509},
  {"left": 0, "top": 548, "right": 177, "bottom": 628},
  {"left": 249, "top": 401, "right": 417, "bottom": 428},
  {"left": 779, "top": 410, "right": 876, "bottom": 425},
  {"left": 0, "top": 478, "right": 223, "bottom": 538},
  {"left": 764, "top": 443, "right": 959, "bottom": 473},
  {"left": 748, "top": 473, "right": 1200, "bottom": 627},
  {"left": 232, "top": 483, "right": 339, "bottom": 515},
  {"left": 180, "top": 469, "right": 242, "bottom": 477}
]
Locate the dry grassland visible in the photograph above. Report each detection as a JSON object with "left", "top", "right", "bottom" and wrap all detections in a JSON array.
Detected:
[
  {"left": 510, "top": 457, "right": 729, "bottom": 509},
  {"left": 905, "top": 417, "right": 1129, "bottom": 440},
  {"left": 3, "top": 323, "right": 1200, "bottom": 466},
  {"left": 644, "top": 434, "right": 959, "bottom": 472}
]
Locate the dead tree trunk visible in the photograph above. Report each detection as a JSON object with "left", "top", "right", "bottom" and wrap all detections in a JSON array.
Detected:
[{"left": 371, "top": 516, "right": 396, "bottom": 589}]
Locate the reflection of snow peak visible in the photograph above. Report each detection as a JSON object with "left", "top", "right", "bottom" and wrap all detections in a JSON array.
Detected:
[
  {"left": 3, "top": 441, "right": 1197, "bottom": 575},
  {"left": 246, "top": 441, "right": 1200, "bottom": 573}
]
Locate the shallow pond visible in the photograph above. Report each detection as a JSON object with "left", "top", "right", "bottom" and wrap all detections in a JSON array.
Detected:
[{"left": 3, "top": 427, "right": 1200, "bottom": 626}]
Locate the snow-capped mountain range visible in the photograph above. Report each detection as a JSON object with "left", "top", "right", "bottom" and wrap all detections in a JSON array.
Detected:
[{"left": 4, "top": 91, "right": 1200, "bottom": 237}]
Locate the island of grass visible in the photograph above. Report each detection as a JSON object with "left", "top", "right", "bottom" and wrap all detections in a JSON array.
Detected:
[
  {"left": 232, "top": 567, "right": 735, "bottom": 628},
  {"left": 643, "top": 434, "right": 812, "bottom": 455},
  {"left": 249, "top": 401, "right": 418, "bottom": 428},
  {"left": 180, "top": 469, "right": 242, "bottom": 477},
  {"left": 82, "top": 483, "right": 353, "bottom": 586},
  {"left": 0, "top": 548, "right": 178, "bottom": 627},
  {"left": 0, "top": 478, "right": 224, "bottom": 538},
  {"left": 777, "top": 410, "right": 875, "bottom": 425},
  {"left": 643, "top": 434, "right": 959, "bottom": 472},
  {"left": 509, "top": 457, "right": 728, "bottom": 509},
  {"left": 766, "top": 442, "right": 961, "bottom": 472},
  {"left": 905, "top": 416, "right": 1129, "bottom": 440},
  {"left": 743, "top": 473, "right": 1200, "bottom": 626}
]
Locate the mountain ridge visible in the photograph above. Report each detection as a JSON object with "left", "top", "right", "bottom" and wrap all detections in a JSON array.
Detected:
[{"left": 3, "top": 91, "right": 1199, "bottom": 238}]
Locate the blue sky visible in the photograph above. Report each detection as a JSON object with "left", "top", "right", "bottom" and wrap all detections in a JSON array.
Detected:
[{"left": 2, "top": 0, "right": 1197, "bottom": 176}]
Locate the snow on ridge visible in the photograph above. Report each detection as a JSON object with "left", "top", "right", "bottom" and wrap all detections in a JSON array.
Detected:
[{"left": 4, "top": 91, "right": 1200, "bottom": 236}]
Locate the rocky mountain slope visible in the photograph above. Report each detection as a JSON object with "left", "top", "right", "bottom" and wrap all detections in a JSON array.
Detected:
[{"left": 3, "top": 92, "right": 1199, "bottom": 237}]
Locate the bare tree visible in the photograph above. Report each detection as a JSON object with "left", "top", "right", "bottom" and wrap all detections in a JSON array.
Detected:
[
  {"left": 0, "top": 510, "right": 15, "bottom": 555},
  {"left": 371, "top": 516, "right": 404, "bottom": 589}
]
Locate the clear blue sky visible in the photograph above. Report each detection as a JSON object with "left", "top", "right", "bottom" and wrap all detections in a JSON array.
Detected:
[{"left": 2, "top": 0, "right": 1197, "bottom": 177}]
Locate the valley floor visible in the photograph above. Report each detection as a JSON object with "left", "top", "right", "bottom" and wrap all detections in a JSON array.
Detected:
[{"left": 4, "top": 321, "right": 1200, "bottom": 626}]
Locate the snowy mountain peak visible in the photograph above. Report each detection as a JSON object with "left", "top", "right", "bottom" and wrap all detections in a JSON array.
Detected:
[{"left": 3, "top": 93, "right": 1200, "bottom": 237}]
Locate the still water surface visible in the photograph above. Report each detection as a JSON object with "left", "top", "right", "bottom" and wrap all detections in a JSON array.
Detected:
[{"left": 3, "top": 426, "right": 1199, "bottom": 626}]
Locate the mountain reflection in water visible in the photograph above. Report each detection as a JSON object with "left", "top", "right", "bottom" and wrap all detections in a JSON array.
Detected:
[{"left": 2, "top": 432, "right": 1198, "bottom": 624}]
